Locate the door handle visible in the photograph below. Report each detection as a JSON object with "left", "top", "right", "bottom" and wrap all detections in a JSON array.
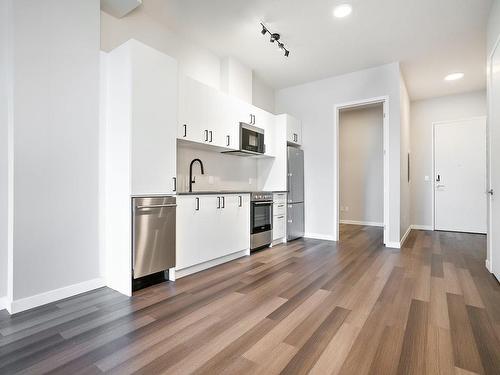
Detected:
[
  {"left": 136, "top": 204, "right": 177, "bottom": 209},
  {"left": 488, "top": 189, "right": 494, "bottom": 195}
]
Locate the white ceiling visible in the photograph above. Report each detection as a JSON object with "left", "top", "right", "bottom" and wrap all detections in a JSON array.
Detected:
[{"left": 141, "top": 0, "right": 492, "bottom": 100}]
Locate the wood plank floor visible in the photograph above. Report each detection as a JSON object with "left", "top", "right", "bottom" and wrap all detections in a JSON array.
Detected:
[{"left": 1, "top": 224, "right": 500, "bottom": 374}]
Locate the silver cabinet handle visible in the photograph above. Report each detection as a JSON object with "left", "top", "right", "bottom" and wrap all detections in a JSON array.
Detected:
[
  {"left": 221, "top": 196, "right": 225, "bottom": 208},
  {"left": 195, "top": 197, "right": 199, "bottom": 211},
  {"left": 277, "top": 216, "right": 284, "bottom": 219},
  {"left": 253, "top": 201, "right": 273, "bottom": 205},
  {"left": 488, "top": 189, "right": 494, "bottom": 195},
  {"left": 136, "top": 204, "right": 177, "bottom": 209},
  {"left": 239, "top": 195, "right": 242, "bottom": 207},
  {"left": 204, "top": 130, "right": 209, "bottom": 142},
  {"left": 227, "top": 135, "right": 230, "bottom": 147},
  {"left": 183, "top": 124, "right": 187, "bottom": 137},
  {"left": 172, "top": 177, "right": 176, "bottom": 192},
  {"left": 217, "top": 196, "right": 221, "bottom": 209},
  {"left": 209, "top": 130, "right": 213, "bottom": 143}
]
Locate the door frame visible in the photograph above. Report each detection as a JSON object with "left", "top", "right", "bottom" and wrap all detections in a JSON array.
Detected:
[
  {"left": 334, "top": 96, "right": 389, "bottom": 245},
  {"left": 487, "top": 34, "right": 500, "bottom": 273},
  {"left": 431, "top": 117, "right": 488, "bottom": 231}
]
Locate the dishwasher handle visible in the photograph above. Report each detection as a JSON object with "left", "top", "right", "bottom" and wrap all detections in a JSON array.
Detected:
[{"left": 136, "top": 203, "right": 177, "bottom": 209}]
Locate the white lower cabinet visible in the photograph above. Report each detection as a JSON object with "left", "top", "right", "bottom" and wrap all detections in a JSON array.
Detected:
[
  {"left": 272, "top": 193, "right": 287, "bottom": 242},
  {"left": 176, "top": 194, "right": 250, "bottom": 274},
  {"left": 273, "top": 215, "right": 286, "bottom": 240}
]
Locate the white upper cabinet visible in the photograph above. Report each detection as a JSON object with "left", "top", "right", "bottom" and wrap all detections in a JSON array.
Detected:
[
  {"left": 178, "top": 76, "right": 237, "bottom": 150},
  {"left": 178, "top": 75, "right": 277, "bottom": 155},
  {"left": 286, "top": 114, "right": 302, "bottom": 146},
  {"left": 107, "top": 39, "right": 178, "bottom": 196}
]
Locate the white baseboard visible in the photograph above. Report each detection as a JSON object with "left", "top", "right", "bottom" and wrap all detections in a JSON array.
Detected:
[
  {"left": 340, "top": 220, "right": 384, "bottom": 227},
  {"left": 0, "top": 296, "right": 8, "bottom": 312},
  {"left": 400, "top": 226, "right": 412, "bottom": 247},
  {"left": 411, "top": 224, "right": 433, "bottom": 231},
  {"left": 385, "top": 241, "right": 401, "bottom": 249},
  {"left": 175, "top": 249, "right": 249, "bottom": 279},
  {"left": 486, "top": 259, "right": 492, "bottom": 272},
  {"left": 9, "top": 278, "right": 105, "bottom": 314},
  {"left": 304, "top": 233, "right": 336, "bottom": 241}
]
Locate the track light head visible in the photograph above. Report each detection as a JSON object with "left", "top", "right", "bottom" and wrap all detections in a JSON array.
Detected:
[{"left": 259, "top": 23, "right": 290, "bottom": 58}]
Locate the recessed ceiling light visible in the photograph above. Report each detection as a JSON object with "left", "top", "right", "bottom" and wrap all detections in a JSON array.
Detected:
[
  {"left": 444, "top": 72, "right": 464, "bottom": 81},
  {"left": 333, "top": 4, "right": 352, "bottom": 18}
]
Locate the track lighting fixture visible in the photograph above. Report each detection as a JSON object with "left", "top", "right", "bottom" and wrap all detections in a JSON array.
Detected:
[{"left": 260, "top": 22, "right": 290, "bottom": 57}]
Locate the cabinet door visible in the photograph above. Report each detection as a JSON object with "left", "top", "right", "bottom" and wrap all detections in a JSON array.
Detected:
[
  {"left": 130, "top": 41, "right": 178, "bottom": 194},
  {"left": 273, "top": 215, "right": 286, "bottom": 240},
  {"left": 178, "top": 76, "right": 207, "bottom": 143},
  {"left": 223, "top": 195, "right": 250, "bottom": 255},
  {"left": 286, "top": 115, "right": 302, "bottom": 145},
  {"left": 258, "top": 109, "right": 276, "bottom": 156},
  {"left": 176, "top": 195, "right": 217, "bottom": 269}
]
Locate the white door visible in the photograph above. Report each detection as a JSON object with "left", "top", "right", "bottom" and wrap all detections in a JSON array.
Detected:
[
  {"left": 489, "top": 42, "right": 500, "bottom": 279},
  {"left": 434, "top": 118, "right": 487, "bottom": 233}
]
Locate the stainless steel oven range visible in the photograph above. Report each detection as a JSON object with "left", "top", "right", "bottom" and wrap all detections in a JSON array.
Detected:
[{"left": 250, "top": 192, "right": 273, "bottom": 251}]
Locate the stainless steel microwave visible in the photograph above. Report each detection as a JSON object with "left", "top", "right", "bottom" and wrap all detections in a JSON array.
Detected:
[{"left": 223, "top": 123, "right": 265, "bottom": 156}]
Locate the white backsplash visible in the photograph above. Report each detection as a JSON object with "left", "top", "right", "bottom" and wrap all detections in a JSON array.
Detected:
[{"left": 177, "top": 142, "right": 258, "bottom": 192}]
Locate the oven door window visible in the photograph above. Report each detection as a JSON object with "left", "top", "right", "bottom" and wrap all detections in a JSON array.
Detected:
[{"left": 252, "top": 203, "right": 272, "bottom": 234}]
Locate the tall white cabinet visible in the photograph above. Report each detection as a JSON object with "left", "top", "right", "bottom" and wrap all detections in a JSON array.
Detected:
[{"left": 104, "top": 40, "right": 178, "bottom": 296}]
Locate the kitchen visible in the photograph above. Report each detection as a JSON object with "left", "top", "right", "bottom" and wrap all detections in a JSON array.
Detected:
[
  {"left": 103, "top": 40, "right": 305, "bottom": 294},
  {"left": 2, "top": 2, "right": 498, "bottom": 373}
]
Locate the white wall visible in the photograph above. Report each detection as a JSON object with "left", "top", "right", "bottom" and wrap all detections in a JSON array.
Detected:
[
  {"left": 275, "top": 63, "right": 403, "bottom": 244},
  {"left": 101, "top": 9, "right": 221, "bottom": 90},
  {"left": 10, "top": 0, "right": 101, "bottom": 303},
  {"left": 177, "top": 143, "right": 258, "bottom": 192},
  {"left": 253, "top": 74, "right": 275, "bottom": 114},
  {"left": 487, "top": 0, "right": 500, "bottom": 272},
  {"left": 410, "top": 91, "right": 487, "bottom": 228},
  {"left": 221, "top": 57, "right": 252, "bottom": 103},
  {"left": 400, "top": 75, "right": 411, "bottom": 238},
  {"left": 339, "top": 105, "right": 384, "bottom": 225},
  {"left": 100, "top": 9, "right": 275, "bottom": 113},
  {"left": 0, "top": 0, "right": 10, "bottom": 303},
  {"left": 488, "top": 0, "right": 500, "bottom": 57}
]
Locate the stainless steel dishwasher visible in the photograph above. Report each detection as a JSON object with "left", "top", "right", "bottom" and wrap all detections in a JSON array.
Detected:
[{"left": 132, "top": 196, "right": 176, "bottom": 284}]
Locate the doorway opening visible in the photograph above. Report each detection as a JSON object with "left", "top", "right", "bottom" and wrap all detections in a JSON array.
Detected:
[{"left": 334, "top": 97, "right": 389, "bottom": 245}]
